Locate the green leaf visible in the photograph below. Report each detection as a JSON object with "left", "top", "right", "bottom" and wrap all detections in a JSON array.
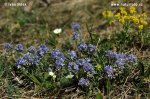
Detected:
[
  {"left": 96, "top": 93, "right": 103, "bottom": 99},
  {"left": 0, "top": 61, "right": 4, "bottom": 78},
  {"left": 145, "top": 66, "right": 150, "bottom": 77},
  {"left": 22, "top": 70, "right": 42, "bottom": 86},
  {"left": 138, "top": 61, "right": 145, "bottom": 76}
]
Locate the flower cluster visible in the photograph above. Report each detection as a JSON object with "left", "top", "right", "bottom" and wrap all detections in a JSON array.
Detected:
[
  {"left": 68, "top": 62, "right": 79, "bottom": 72},
  {"left": 15, "top": 44, "right": 23, "bottom": 52},
  {"left": 106, "top": 50, "right": 116, "bottom": 58},
  {"left": 51, "top": 49, "right": 65, "bottom": 67},
  {"left": 4, "top": 43, "right": 13, "bottom": 51},
  {"left": 28, "top": 46, "right": 36, "bottom": 53},
  {"left": 15, "top": 45, "right": 49, "bottom": 68},
  {"left": 87, "top": 44, "right": 96, "bottom": 52},
  {"left": 78, "top": 77, "right": 89, "bottom": 86},
  {"left": 71, "top": 22, "right": 80, "bottom": 31},
  {"left": 67, "top": 58, "right": 95, "bottom": 74},
  {"left": 4, "top": 43, "right": 25, "bottom": 52},
  {"left": 102, "top": 7, "right": 148, "bottom": 30},
  {"left": 72, "top": 32, "right": 79, "bottom": 40},
  {"left": 104, "top": 65, "right": 114, "bottom": 77},
  {"left": 15, "top": 57, "right": 27, "bottom": 68},
  {"left": 105, "top": 50, "right": 137, "bottom": 73},
  {"left": 126, "top": 54, "right": 137, "bottom": 62},
  {"left": 76, "top": 58, "right": 95, "bottom": 73},
  {"left": 77, "top": 42, "right": 87, "bottom": 51},
  {"left": 104, "top": 51, "right": 137, "bottom": 77},
  {"left": 3, "top": 21, "right": 141, "bottom": 93},
  {"left": 71, "top": 22, "right": 80, "bottom": 40},
  {"left": 102, "top": 10, "right": 113, "bottom": 18},
  {"left": 23, "top": 52, "right": 39, "bottom": 65},
  {"left": 115, "top": 7, "right": 148, "bottom": 30},
  {"left": 36, "top": 44, "right": 49, "bottom": 57},
  {"left": 68, "top": 51, "right": 77, "bottom": 60},
  {"left": 106, "top": 50, "right": 137, "bottom": 66},
  {"left": 77, "top": 42, "right": 96, "bottom": 53}
]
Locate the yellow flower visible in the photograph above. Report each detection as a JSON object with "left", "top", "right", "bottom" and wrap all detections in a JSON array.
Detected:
[
  {"left": 137, "top": 14, "right": 141, "bottom": 18},
  {"left": 119, "top": 7, "right": 125, "bottom": 11},
  {"left": 120, "top": 7, "right": 127, "bottom": 15},
  {"left": 129, "top": 6, "right": 136, "bottom": 14},
  {"left": 141, "top": 12, "right": 147, "bottom": 18},
  {"left": 131, "top": 16, "right": 139, "bottom": 24},
  {"left": 140, "top": 19, "right": 148, "bottom": 26},
  {"left": 95, "top": 64, "right": 102, "bottom": 71},
  {"left": 102, "top": 11, "right": 113, "bottom": 18},
  {"left": 107, "top": 11, "right": 113, "bottom": 17},
  {"left": 102, "top": 11, "right": 107, "bottom": 18},
  {"left": 124, "top": 15, "right": 130, "bottom": 20},
  {"left": 121, "top": 11, "right": 127, "bottom": 15},
  {"left": 138, "top": 25, "right": 143, "bottom": 30},
  {"left": 115, "top": 13, "right": 121, "bottom": 19},
  {"left": 119, "top": 17, "right": 125, "bottom": 24}
]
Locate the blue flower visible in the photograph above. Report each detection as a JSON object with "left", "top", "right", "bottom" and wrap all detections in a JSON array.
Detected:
[
  {"left": 76, "top": 58, "right": 86, "bottom": 66},
  {"left": 104, "top": 65, "right": 113, "bottom": 77},
  {"left": 106, "top": 50, "right": 116, "bottom": 58},
  {"left": 4, "top": 43, "right": 13, "bottom": 50},
  {"left": 126, "top": 54, "right": 137, "bottom": 62},
  {"left": 68, "top": 62, "right": 73, "bottom": 71},
  {"left": 15, "top": 57, "right": 27, "bottom": 68},
  {"left": 76, "top": 58, "right": 90, "bottom": 66},
  {"left": 28, "top": 46, "right": 36, "bottom": 53},
  {"left": 15, "top": 44, "right": 23, "bottom": 52},
  {"left": 76, "top": 58, "right": 95, "bottom": 73},
  {"left": 68, "top": 51, "right": 77, "bottom": 60},
  {"left": 68, "top": 62, "right": 79, "bottom": 72},
  {"left": 71, "top": 22, "right": 80, "bottom": 31},
  {"left": 51, "top": 49, "right": 65, "bottom": 60},
  {"left": 82, "top": 63, "right": 95, "bottom": 73},
  {"left": 39, "top": 44, "right": 49, "bottom": 52},
  {"left": 77, "top": 42, "right": 87, "bottom": 51},
  {"left": 23, "top": 52, "right": 31, "bottom": 59},
  {"left": 51, "top": 49, "right": 65, "bottom": 67},
  {"left": 57, "top": 52, "right": 65, "bottom": 60},
  {"left": 55, "top": 58, "right": 65, "bottom": 66},
  {"left": 72, "top": 32, "right": 79, "bottom": 40},
  {"left": 51, "top": 49, "right": 59, "bottom": 59},
  {"left": 84, "top": 58, "right": 91, "bottom": 62},
  {"left": 115, "top": 53, "right": 126, "bottom": 66},
  {"left": 23, "top": 52, "right": 39, "bottom": 65},
  {"left": 51, "top": 49, "right": 61, "bottom": 58},
  {"left": 73, "top": 63, "right": 79, "bottom": 72},
  {"left": 33, "top": 45, "right": 48, "bottom": 58},
  {"left": 115, "top": 53, "right": 126, "bottom": 60},
  {"left": 87, "top": 44, "right": 96, "bottom": 52},
  {"left": 78, "top": 78, "right": 89, "bottom": 86},
  {"left": 36, "top": 50, "right": 45, "bottom": 58},
  {"left": 116, "top": 58, "right": 125, "bottom": 67}
]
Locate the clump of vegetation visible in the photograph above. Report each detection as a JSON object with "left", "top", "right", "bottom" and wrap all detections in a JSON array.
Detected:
[{"left": 0, "top": 5, "right": 150, "bottom": 99}]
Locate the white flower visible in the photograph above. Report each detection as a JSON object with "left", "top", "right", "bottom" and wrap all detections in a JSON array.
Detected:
[
  {"left": 53, "top": 75, "right": 56, "bottom": 79},
  {"left": 49, "top": 71, "right": 56, "bottom": 79},
  {"left": 49, "top": 71, "right": 54, "bottom": 76},
  {"left": 53, "top": 28, "right": 62, "bottom": 34},
  {"left": 66, "top": 74, "right": 74, "bottom": 79}
]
